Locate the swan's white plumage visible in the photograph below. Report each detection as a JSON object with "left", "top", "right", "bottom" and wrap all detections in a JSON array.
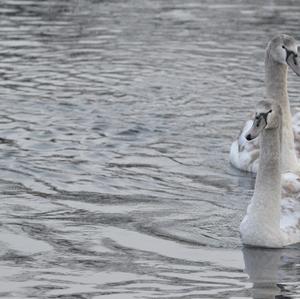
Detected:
[
  {"left": 280, "top": 196, "right": 300, "bottom": 245},
  {"left": 282, "top": 172, "right": 300, "bottom": 196},
  {"left": 230, "top": 114, "right": 300, "bottom": 195},
  {"left": 230, "top": 112, "right": 300, "bottom": 174},
  {"left": 231, "top": 34, "right": 300, "bottom": 176},
  {"left": 230, "top": 119, "right": 259, "bottom": 173},
  {"left": 240, "top": 101, "right": 300, "bottom": 248},
  {"left": 232, "top": 35, "right": 300, "bottom": 247}
]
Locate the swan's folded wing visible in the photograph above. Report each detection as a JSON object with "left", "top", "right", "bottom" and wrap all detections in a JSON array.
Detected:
[
  {"left": 280, "top": 196, "right": 300, "bottom": 245},
  {"left": 282, "top": 172, "right": 300, "bottom": 197}
]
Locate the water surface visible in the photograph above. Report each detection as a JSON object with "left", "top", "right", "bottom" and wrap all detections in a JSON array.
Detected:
[{"left": 0, "top": 0, "right": 300, "bottom": 298}]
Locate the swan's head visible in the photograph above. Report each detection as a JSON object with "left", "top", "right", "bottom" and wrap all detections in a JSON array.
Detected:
[
  {"left": 267, "top": 34, "right": 300, "bottom": 75},
  {"left": 245, "top": 101, "right": 281, "bottom": 141}
]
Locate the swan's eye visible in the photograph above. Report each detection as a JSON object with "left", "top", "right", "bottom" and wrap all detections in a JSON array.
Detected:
[{"left": 282, "top": 45, "right": 286, "bottom": 49}]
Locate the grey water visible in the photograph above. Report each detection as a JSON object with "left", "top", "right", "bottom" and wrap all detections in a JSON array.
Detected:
[{"left": 0, "top": 0, "right": 300, "bottom": 298}]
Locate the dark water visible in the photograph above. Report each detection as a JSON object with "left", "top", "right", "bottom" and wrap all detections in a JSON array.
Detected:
[{"left": 0, "top": 0, "right": 300, "bottom": 298}]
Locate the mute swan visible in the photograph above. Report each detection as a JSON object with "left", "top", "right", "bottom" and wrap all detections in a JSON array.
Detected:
[
  {"left": 240, "top": 100, "right": 300, "bottom": 248},
  {"left": 230, "top": 34, "right": 300, "bottom": 174}
]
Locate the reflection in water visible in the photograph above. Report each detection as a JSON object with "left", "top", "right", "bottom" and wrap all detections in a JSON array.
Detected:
[
  {"left": 243, "top": 246, "right": 300, "bottom": 299},
  {"left": 243, "top": 247, "right": 282, "bottom": 298}
]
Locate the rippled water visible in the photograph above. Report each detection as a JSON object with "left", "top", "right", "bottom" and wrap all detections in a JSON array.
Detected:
[{"left": 0, "top": 0, "right": 300, "bottom": 298}]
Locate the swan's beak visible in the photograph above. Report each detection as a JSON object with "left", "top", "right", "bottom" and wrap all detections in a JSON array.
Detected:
[
  {"left": 244, "top": 111, "right": 270, "bottom": 142},
  {"left": 287, "top": 51, "right": 300, "bottom": 76}
]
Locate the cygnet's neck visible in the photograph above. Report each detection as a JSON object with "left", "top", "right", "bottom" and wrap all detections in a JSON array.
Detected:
[{"left": 265, "top": 51, "right": 298, "bottom": 172}]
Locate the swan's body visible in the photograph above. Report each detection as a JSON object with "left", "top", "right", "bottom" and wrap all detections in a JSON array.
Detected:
[
  {"left": 240, "top": 101, "right": 300, "bottom": 248},
  {"left": 230, "top": 34, "right": 300, "bottom": 174}
]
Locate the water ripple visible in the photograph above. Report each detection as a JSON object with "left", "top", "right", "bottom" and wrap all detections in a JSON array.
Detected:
[{"left": 0, "top": 0, "right": 300, "bottom": 298}]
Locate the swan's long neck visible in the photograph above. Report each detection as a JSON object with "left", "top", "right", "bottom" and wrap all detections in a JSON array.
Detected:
[
  {"left": 240, "top": 119, "right": 284, "bottom": 247},
  {"left": 265, "top": 51, "right": 298, "bottom": 172},
  {"left": 251, "top": 125, "right": 281, "bottom": 228}
]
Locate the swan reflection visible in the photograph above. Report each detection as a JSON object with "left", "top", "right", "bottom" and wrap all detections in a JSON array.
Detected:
[{"left": 242, "top": 246, "right": 300, "bottom": 299}]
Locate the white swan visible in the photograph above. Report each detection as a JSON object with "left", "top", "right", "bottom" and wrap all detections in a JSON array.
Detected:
[
  {"left": 240, "top": 100, "right": 300, "bottom": 248},
  {"left": 230, "top": 34, "right": 300, "bottom": 174}
]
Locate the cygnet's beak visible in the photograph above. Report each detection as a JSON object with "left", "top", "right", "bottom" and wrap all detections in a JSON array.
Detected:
[{"left": 287, "top": 49, "right": 300, "bottom": 76}]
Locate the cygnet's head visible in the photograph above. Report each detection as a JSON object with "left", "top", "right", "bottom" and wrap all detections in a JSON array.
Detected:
[
  {"left": 267, "top": 34, "right": 300, "bottom": 75},
  {"left": 245, "top": 101, "right": 281, "bottom": 141}
]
